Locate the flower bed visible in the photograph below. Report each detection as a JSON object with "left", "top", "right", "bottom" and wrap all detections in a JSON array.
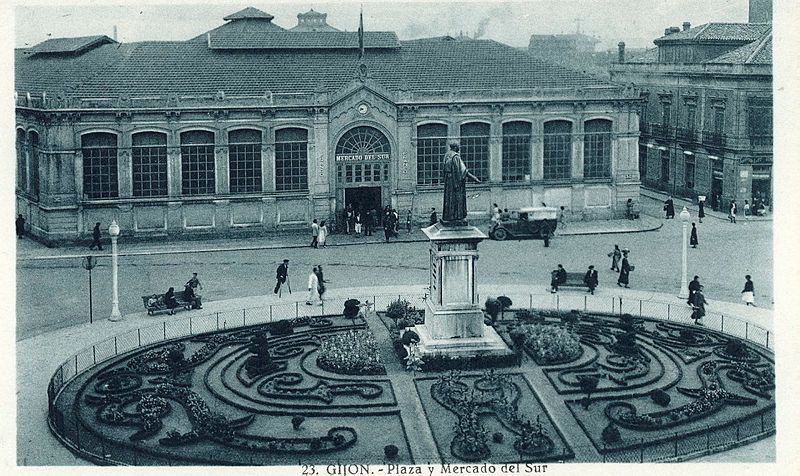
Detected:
[
  {"left": 316, "top": 330, "right": 386, "bottom": 375},
  {"left": 513, "top": 324, "right": 582, "bottom": 365}
]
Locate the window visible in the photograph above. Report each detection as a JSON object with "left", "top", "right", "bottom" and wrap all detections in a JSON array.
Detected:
[
  {"left": 132, "top": 132, "right": 168, "bottom": 197},
  {"left": 228, "top": 129, "right": 262, "bottom": 193},
  {"left": 502, "top": 121, "right": 531, "bottom": 182},
  {"left": 180, "top": 130, "right": 215, "bottom": 196},
  {"left": 416, "top": 123, "right": 447, "bottom": 185},
  {"left": 543, "top": 120, "right": 572, "bottom": 180},
  {"left": 16, "top": 129, "right": 26, "bottom": 191},
  {"left": 29, "top": 131, "right": 40, "bottom": 197},
  {"left": 747, "top": 97, "right": 772, "bottom": 145},
  {"left": 82, "top": 132, "right": 118, "bottom": 199},
  {"left": 583, "top": 119, "right": 612, "bottom": 179},
  {"left": 713, "top": 108, "right": 725, "bottom": 135},
  {"left": 660, "top": 149, "right": 670, "bottom": 183},
  {"left": 686, "top": 105, "right": 697, "bottom": 131},
  {"left": 684, "top": 155, "right": 695, "bottom": 189},
  {"left": 459, "top": 122, "right": 490, "bottom": 182},
  {"left": 639, "top": 145, "right": 648, "bottom": 179},
  {"left": 275, "top": 128, "right": 308, "bottom": 192},
  {"left": 661, "top": 103, "right": 671, "bottom": 126}
]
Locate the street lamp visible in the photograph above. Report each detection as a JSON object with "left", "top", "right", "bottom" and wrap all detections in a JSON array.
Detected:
[
  {"left": 81, "top": 256, "right": 98, "bottom": 324},
  {"left": 678, "top": 207, "right": 691, "bottom": 299},
  {"left": 108, "top": 220, "right": 122, "bottom": 321}
]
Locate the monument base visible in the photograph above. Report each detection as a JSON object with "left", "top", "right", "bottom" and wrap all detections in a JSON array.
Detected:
[{"left": 414, "top": 322, "right": 513, "bottom": 359}]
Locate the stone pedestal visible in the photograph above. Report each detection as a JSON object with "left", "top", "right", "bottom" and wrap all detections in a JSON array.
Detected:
[{"left": 414, "top": 222, "right": 512, "bottom": 358}]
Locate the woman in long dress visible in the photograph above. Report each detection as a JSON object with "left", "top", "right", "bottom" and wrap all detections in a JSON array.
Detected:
[
  {"left": 318, "top": 221, "right": 328, "bottom": 248},
  {"left": 741, "top": 275, "right": 755, "bottom": 306},
  {"left": 692, "top": 287, "right": 707, "bottom": 325},
  {"left": 608, "top": 244, "right": 621, "bottom": 272},
  {"left": 617, "top": 251, "right": 630, "bottom": 288},
  {"left": 690, "top": 223, "right": 699, "bottom": 248}
]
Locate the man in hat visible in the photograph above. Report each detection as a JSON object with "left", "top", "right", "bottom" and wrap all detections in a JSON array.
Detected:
[
  {"left": 274, "top": 259, "right": 290, "bottom": 295},
  {"left": 583, "top": 265, "right": 598, "bottom": 294},
  {"left": 442, "top": 141, "right": 480, "bottom": 225},
  {"left": 89, "top": 222, "right": 103, "bottom": 250}
]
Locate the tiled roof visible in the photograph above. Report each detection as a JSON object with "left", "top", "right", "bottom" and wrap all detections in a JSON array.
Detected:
[
  {"left": 15, "top": 36, "right": 607, "bottom": 98},
  {"left": 28, "top": 35, "right": 116, "bottom": 55},
  {"left": 654, "top": 23, "right": 771, "bottom": 44},
  {"left": 222, "top": 7, "right": 273, "bottom": 21},
  {"left": 208, "top": 31, "right": 399, "bottom": 49},
  {"left": 190, "top": 12, "right": 285, "bottom": 41},
  {"left": 706, "top": 32, "right": 772, "bottom": 65}
]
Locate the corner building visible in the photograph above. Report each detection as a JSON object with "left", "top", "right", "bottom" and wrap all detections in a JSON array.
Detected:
[{"left": 15, "top": 7, "right": 641, "bottom": 242}]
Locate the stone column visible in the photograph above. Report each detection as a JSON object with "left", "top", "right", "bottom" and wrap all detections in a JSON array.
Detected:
[
  {"left": 531, "top": 120, "right": 544, "bottom": 181},
  {"left": 262, "top": 142, "right": 274, "bottom": 193},
  {"left": 215, "top": 146, "right": 229, "bottom": 195},
  {"left": 74, "top": 150, "right": 84, "bottom": 201},
  {"left": 489, "top": 121, "right": 503, "bottom": 183},
  {"left": 118, "top": 149, "right": 133, "bottom": 197},
  {"left": 167, "top": 146, "right": 181, "bottom": 197},
  {"left": 572, "top": 120, "right": 584, "bottom": 180}
]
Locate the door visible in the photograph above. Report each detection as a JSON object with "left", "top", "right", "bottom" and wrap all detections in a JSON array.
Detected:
[{"left": 345, "top": 186, "right": 382, "bottom": 218}]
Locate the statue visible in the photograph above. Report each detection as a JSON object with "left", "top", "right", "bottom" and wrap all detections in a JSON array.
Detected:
[{"left": 442, "top": 142, "right": 480, "bottom": 226}]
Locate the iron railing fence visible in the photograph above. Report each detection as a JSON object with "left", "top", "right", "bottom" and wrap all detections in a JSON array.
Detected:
[{"left": 45, "top": 292, "right": 773, "bottom": 466}]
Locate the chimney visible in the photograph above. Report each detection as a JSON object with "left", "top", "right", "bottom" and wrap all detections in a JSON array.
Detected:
[
  {"left": 664, "top": 28, "right": 672, "bottom": 36},
  {"left": 618, "top": 42, "right": 626, "bottom": 63},
  {"left": 683, "top": 21, "right": 691, "bottom": 31},
  {"left": 670, "top": 26, "right": 681, "bottom": 34},
  {"left": 113, "top": 25, "right": 118, "bottom": 41},
  {"left": 207, "top": 33, "right": 211, "bottom": 48}
]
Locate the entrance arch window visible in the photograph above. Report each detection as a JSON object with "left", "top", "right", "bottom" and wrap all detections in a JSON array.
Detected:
[
  {"left": 543, "top": 120, "right": 572, "bottom": 180},
  {"left": 584, "top": 119, "right": 612, "bottom": 179},
  {"left": 16, "top": 129, "right": 26, "bottom": 191},
  {"left": 181, "top": 130, "right": 215, "bottom": 196},
  {"left": 132, "top": 132, "right": 168, "bottom": 197},
  {"left": 228, "top": 129, "right": 262, "bottom": 193},
  {"left": 459, "top": 122, "right": 489, "bottom": 182},
  {"left": 335, "top": 126, "right": 390, "bottom": 185},
  {"left": 502, "top": 121, "right": 531, "bottom": 182},
  {"left": 275, "top": 128, "right": 308, "bottom": 192},
  {"left": 82, "top": 132, "right": 118, "bottom": 199},
  {"left": 417, "top": 123, "right": 447, "bottom": 185}
]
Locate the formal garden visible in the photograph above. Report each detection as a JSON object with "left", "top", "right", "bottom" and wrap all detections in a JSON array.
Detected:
[{"left": 47, "top": 296, "right": 774, "bottom": 465}]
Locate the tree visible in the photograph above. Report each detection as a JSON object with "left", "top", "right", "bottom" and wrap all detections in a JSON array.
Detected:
[
  {"left": 497, "top": 296, "right": 512, "bottom": 321},
  {"left": 484, "top": 297, "right": 501, "bottom": 324},
  {"left": 577, "top": 375, "right": 599, "bottom": 409}
]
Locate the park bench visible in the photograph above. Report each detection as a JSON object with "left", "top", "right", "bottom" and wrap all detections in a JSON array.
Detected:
[
  {"left": 554, "top": 272, "right": 590, "bottom": 290},
  {"left": 142, "top": 290, "right": 201, "bottom": 316}
]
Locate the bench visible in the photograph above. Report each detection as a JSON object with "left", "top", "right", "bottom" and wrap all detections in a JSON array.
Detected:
[
  {"left": 142, "top": 290, "right": 202, "bottom": 316},
  {"left": 552, "top": 272, "right": 590, "bottom": 290}
]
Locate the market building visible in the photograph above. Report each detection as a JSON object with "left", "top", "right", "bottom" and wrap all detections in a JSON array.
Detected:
[
  {"left": 610, "top": 20, "right": 772, "bottom": 212},
  {"left": 15, "top": 7, "right": 641, "bottom": 242}
]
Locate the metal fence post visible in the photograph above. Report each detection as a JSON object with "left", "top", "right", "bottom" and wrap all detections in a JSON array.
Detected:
[
  {"left": 321, "top": 301, "right": 325, "bottom": 314},
  {"left": 75, "top": 355, "right": 78, "bottom": 374},
  {"left": 706, "top": 425, "right": 710, "bottom": 450},
  {"left": 721, "top": 315, "right": 724, "bottom": 332},
  {"left": 611, "top": 296, "right": 615, "bottom": 314},
  {"left": 296, "top": 302, "right": 299, "bottom": 318},
  {"left": 189, "top": 317, "right": 193, "bottom": 335},
  {"left": 270, "top": 305, "right": 273, "bottom": 322},
  {"left": 667, "top": 304, "right": 670, "bottom": 321},
  {"left": 93, "top": 345, "right": 96, "bottom": 365},
  {"left": 584, "top": 295, "right": 588, "bottom": 312},
  {"left": 639, "top": 438, "right": 644, "bottom": 463},
  {"left": 639, "top": 300, "right": 643, "bottom": 317},
  {"left": 745, "top": 322, "right": 749, "bottom": 340},
  {"left": 163, "top": 321, "right": 167, "bottom": 340},
  {"left": 114, "top": 336, "right": 118, "bottom": 354},
  {"left": 619, "top": 297, "right": 623, "bottom": 315},
  {"left": 138, "top": 328, "right": 141, "bottom": 347},
  {"left": 673, "top": 433, "right": 678, "bottom": 457},
  {"left": 243, "top": 308, "right": 247, "bottom": 327},
  {"left": 766, "top": 331, "right": 770, "bottom": 349}
]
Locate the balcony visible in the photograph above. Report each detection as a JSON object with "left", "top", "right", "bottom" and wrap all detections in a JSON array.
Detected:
[
  {"left": 649, "top": 123, "right": 673, "bottom": 140},
  {"left": 702, "top": 131, "right": 726, "bottom": 148},
  {"left": 675, "top": 127, "right": 698, "bottom": 144}
]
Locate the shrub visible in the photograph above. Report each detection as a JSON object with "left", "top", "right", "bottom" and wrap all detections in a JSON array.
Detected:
[
  {"left": 384, "top": 444, "right": 399, "bottom": 459},
  {"left": 601, "top": 422, "right": 621, "bottom": 444},
  {"left": 343, "top": 299, "right": 361, "bottom": 319},
  {"left": 484, "top": 297, "right": 501, "bottom": 324},
  {"left": 515, "top": 324, "right": 582, "bottom": 364},
  {"left": 577, "top": 375, "right": 599, "bottom": 409},
  {"left": 725, "top": 339, "right": 749, "bottom": 358},
  {"left": 492, "top": 432, "right": 504, "bottom": 443},
  {"left": 619, "top": 313, "right": 636, "bottom": 332},
  {"left": 269, "top": 320, "right": 293, "bottom": 336},
  {"left": 650, "top": 389, "right": 671, "bottom": 407},
  {"left": 497, "top": 296, "right": 513, "bottom": 320},
  {"left": 317, "top": 329, "right": 385, "bottom": 375},
  {"left": 386, "top": 298, "right": 416, "bottom": 321},
  {"left": 291, "top": 415, "right": 305, "bottom": 430}
]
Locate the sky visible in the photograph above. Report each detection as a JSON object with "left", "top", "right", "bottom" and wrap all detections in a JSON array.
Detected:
[{"left": 14, "top": 0, "right": 753, "bottom": 51}]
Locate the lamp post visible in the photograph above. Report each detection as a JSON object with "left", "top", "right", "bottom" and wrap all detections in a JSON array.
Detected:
[
  {"left": 81, "top": 256, "right": 98, "bottom": 324},
  {"left": 678, "top": 207, "right": 691, "bottom": 299},
  {"left": 108, "top": 220, "right": 122, "bottom": 321}
]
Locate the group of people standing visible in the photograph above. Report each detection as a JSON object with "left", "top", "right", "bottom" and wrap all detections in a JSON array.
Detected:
[
  {"left": 608, "top": 244, "right": 633, "bottom": 288},
  {"left": 310, "top": 219, "right": 329, "bottom": 248}
]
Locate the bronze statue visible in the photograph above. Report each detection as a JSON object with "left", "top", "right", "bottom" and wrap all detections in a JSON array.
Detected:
[{"left": 441, "top": 142, "right": 480, "bottom": 225}]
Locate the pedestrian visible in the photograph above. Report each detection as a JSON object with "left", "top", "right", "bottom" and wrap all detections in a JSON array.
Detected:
[
  {"left": 626, "top": 199, "right": 635, "bottom": 220},
  {"left": 729, "top": 200, "right": 737, "bottom": 223},
  {"left": 345, "top": 204, "right": 354, "bottom": 234},
  {"left": 164, "top": 287, "right": 178, "bottom": 315},
  {"left": 392, "top": 209, "right": 400, "bottom": 236},
  {"left": 583, "top": 265, "right": 598, "bottom": 295},
  {"left": 690, "top": 222, "right": 698, "bottom": 248},
  {"left": 608, "top": 244, "right": 621, "bottom": 272},
  {"left": 501, "top": 208, "right": 511, "bottom": 219},
  {"left": 384, "top": 212, "right": 394, "bottom": 242},
  {"left": 744, "top": 200, "right": 751, "bottom": 217},
  {"left": 698, "top": 197, "right": 705, "bottom": 223},
  {"left": 406, "top": 209, "right": 413, "bottom": 233},
  {"left": 310, "top": 219, "right": 319, "bottom": 248},
  {"left": 617, "top": 249, "right": 631, "bottom": 288},
  {"left": 355, "top": 212, "right": 362, "bottom": 235},
  {"left": 274, "top": 259, "right": 289, "bottom": 295},
  {"left": 691, "top": 286, "right": 707, "bottom": 325},
  {"left": 306, "top": 266, "right": 320, "bottom": 306},
  {"left": 559, "top": 206, "right": 567, "bottom": 230},
  {"left": 550, "top": 268, "right": 560, "bottom": 294},
  {"left": 741, "top": 275, "right": 755, "bottom": 306},
  {"left": 185, "top": 272, "right": 203, "bottom": 308},
  {"left": 318, "top": 220, "right": 328, "bottom": 248},
  {"left": 89, "top": 222, "right": 103, "bottom": 250},
  {"left": 365, "top": 209, "right": 374, "bottom": 236},
  {"left": 316, "top": 265, "right": 328, "bottom": 302},
  {"left": 491, "top": 203, "right": 501, "bottom": 223},
  {"left": 429, "top": 207, "right": 438, "bottom": 226},
  {"left": 186, "top": 272, "right": 202, "bottom": 293},
  {"left": 664, "top": 196, "right": 675, "bottom": 219},
  {"left": 15, "top": 214, "right": 25, "bottom": 239},
  {"left": 687, "top": 275, "right": 700, "bottom": 306}
]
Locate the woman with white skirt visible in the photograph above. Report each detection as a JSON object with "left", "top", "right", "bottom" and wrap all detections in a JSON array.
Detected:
[
  {"left": 741, "top": 275, "right": 755, "bottom": 306},
  {"left": 318, "top": 221, "right": 328, "bottom": 248}
]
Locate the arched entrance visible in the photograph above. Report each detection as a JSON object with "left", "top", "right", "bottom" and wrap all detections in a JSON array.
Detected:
[{"left": 334, "top": 126, "right": 391, "bottom": 226}]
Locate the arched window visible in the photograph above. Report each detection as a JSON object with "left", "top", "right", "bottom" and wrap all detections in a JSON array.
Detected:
[
  {"left": 460, "top": 122, "right": 490, "bottom": 182},
  {"left": 502, "top": 121, "right": 531, "bottom": 182},
  {"left": 82, "top": 132, "right": 118, "bottom": 199},
  {"left": 543, "top": 121, "right": 572, "bottom": 180},
  {"left": 16, "top": 129, "right": 26, "bottom": 191},
  {"left": 132, "top": 132, "right": 168, "bottom": 197},
  {"left": 275, "top": 128, "right": 308, "bottom": 192},
  {"left": 228, "top": 129, "right": 262, "bottom": 194},
  {"left": 181, "top": 130, "right": 215, "bottom": 196},
  {"left": 584, "top": 119, "right": 612, "bottom": 179},
  {"left": 416, "top": 123, "right": 448, "bottom": 185},
  {"left": 29, "top": 131, "right": 40, "bottom": 198}
]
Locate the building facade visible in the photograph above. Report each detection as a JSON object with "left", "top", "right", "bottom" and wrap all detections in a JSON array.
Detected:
[
  {"left": 15, "top": 7, "right": 641, "bottom": 242},
  {"left": 610, "top": 22, "right": 772, "bottom": 212}
]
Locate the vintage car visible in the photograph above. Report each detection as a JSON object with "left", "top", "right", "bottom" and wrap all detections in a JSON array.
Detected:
[{"left": 488, "top": 206, "right": 558, "bottom": 241}]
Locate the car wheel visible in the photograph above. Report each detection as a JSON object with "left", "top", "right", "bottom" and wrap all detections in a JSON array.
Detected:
[{"left": 493, "top": 228, "right": 508, "bottom": 241}]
